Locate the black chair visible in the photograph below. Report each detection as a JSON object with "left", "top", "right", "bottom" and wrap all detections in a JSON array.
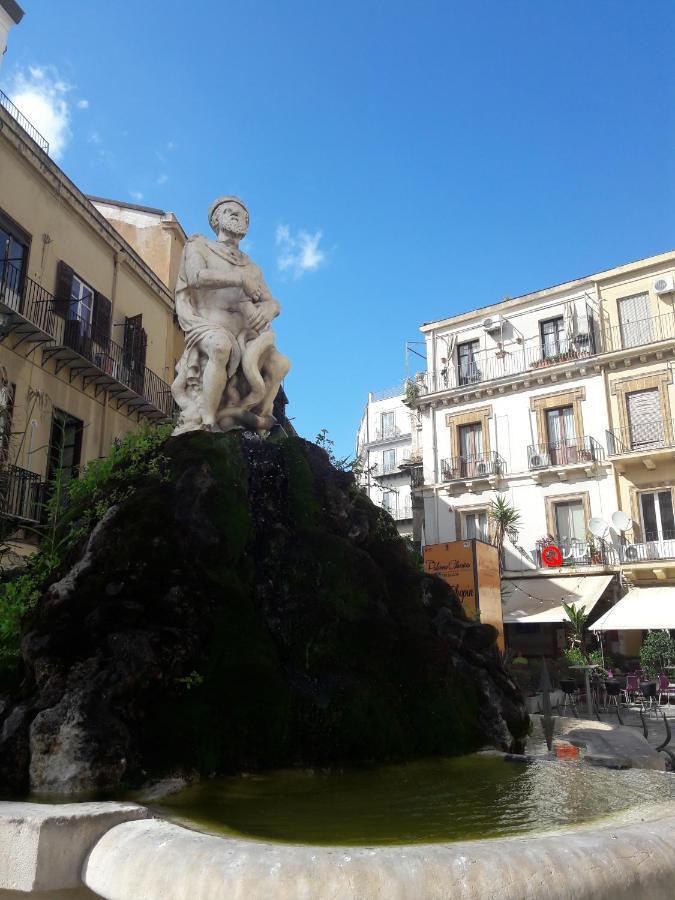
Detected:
[
  {"left": 640, "top": 681, "right": 658, "bottom": 717},
  {"left": 560, "top": 679, "right": 580, "bottom": 715},
  {"left": 604, "top": 681, "right": 622, "bottom": 712}
]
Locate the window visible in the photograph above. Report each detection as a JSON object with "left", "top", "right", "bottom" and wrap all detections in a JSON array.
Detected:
[
  {"left": 382, "top": 490, "right": 395, "bottom": 511},
  {"left": 626, "top": 389, "right": 663, "bottom": 450},
  {"left": 0, "top": 210, "right": 29, "bottom": 310},
  {"left": 463, "top": 509, "right": 488, "bottom": 542},
  {"left": 382, "top": 448, "right": 396, "bottom": 473},
  {"left": 69, "top": 274, "right": 94, "bottom": 326},
  {"left": 457, "top": 340, "right": 480, "bottom": 386},
  {"left": 640, "top": 491, "right": 675, "bottom": 542},
  {"left": 458, "top": 423, "right": 483, "bottom": 476},
  {"left": 380, "top": 411, "right": 395, "bottom": 439},
  {"left": 554, "top": 499, "right": 585, "bottom": 546},
  {"left": 546, "top": 405, "right": 576, "bottom": 463},
  {"left": 47, "top": 409, "right": 84, "bottom": 487},
  {"left": 540, "top": 317, "right": 566, "bottom": 359},
  {"left": 618, "top": 293, "right": 653, "bottom": 349}
]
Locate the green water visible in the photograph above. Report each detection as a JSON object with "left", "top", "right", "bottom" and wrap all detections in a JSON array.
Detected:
[{"left": 155, "top": 754, "right": 675, "bottom": 846}]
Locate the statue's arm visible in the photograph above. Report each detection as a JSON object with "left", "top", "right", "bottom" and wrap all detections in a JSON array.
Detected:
[{"left": 183, "top": 239, "right": 242, "bottom": 290}]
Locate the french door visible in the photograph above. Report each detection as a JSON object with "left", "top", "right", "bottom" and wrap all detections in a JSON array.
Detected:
[
  {"left": 458, "top": 423, "right": 483, "bottom": 477},
  {"left": 546, "top": 405, "right": 576, "bottom": 464},
  {"left": 640, "top": 491, "right": 675, "bottom": 542}
]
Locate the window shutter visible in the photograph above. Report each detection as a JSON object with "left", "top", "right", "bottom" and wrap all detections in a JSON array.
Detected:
[
  {"left": 92, "top": 292, "right": 112, "bottom": 345},
  {"left": 627, "top": 389, "right": 662, "bottom": 448},
  {"left": 53, "top": 261, "right": 74, "bottom": 317}
]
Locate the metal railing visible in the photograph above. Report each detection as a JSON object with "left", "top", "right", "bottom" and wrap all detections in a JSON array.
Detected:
[
  {"left": 0, "top": 465, "right": 45, "bottom": 524},
  {"left": 371, "top": 383, "right": 406, "bottom": 402},
  {"left": 373, "top": 425, "right": 410, "bottom": 442},
  {"left": 0, "top": 88, "right": 50, "bottom": 153},
  {"left": 527, "top": 436, "right": 604, "bottom": 470},
  {"left": 603, "top": 311, "right": 675, "bottom": 354},
  {"left": 386, "top": 503, "right": 413, "bottom": 521},
  {"left": 533, "top": 538, "right": 614, "bottom": 568},
  {"left": 410, "top": 466, "right": 424, "bottom": 489},
  {"left": 376, "top": 460, "right": 400, "bottom": 476},
  {"left": 619, "top": 537, "right": 675, "bottom": 564},
  {"left": 0, "top": 265, "right": 174, "bottom": 419},
  {"left": 606, "top": 418, "right": 675, "bottom": 456},
  {"left": 441, "top": 451, "right": 506, "bottom": 482}
]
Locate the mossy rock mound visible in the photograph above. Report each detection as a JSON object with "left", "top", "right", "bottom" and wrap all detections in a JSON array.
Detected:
[{"left": 0, "top": 432, "right": 527, "bottom": 794}]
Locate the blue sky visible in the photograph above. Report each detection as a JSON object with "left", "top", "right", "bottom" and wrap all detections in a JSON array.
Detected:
[{"left": 2, "top": 1, "right": 674, "bottom": 457}]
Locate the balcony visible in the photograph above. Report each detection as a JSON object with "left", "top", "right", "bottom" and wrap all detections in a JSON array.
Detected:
[
  {"left": 418, "top": 331, "right": 598, "bottom": 396},
  {"left": 370, "top": 425, "right": 411, "bottom": 444},
  {"left": 0, "top": 465, "right": 45, "bottom": 525},
  {"left": 603, "top": 311, "right": 675, "bottom": 355},
  {"left": 527, "top": 436, "right": 604, "bottom": 479},
  {"left": 373, "top": 460, "right": 401, "bottom": 477},
  {"left": 0, "top": 265, "right": 174, "bottom": 422},
  {"left": 386, "top": 503, "right": 413, "bottom": 521},
  {"left": 440, "top": 451, "right": 506, "bottom": 486},
  {"left": 606, "top": 418, "right": 675, "bottom": 469},
  {"left": 532, "top": 538, "right": 614, "bottom": 569},
  {"left": 410, "top": 466, "right": 424, "bottom": 489}
]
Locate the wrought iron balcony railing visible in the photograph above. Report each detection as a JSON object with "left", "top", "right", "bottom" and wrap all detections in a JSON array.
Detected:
[
  {"left": 410, "top": 466, "right": 424, "bottom": 489},
  {"left": 0, "top": 88, "right": 50, "bottom": 153},
  {"left": 0, "top": 264, "right": 174, "bottom": 420},
  {"left": 619, "top": 537, "right": 675, "bottom": 564},
  {"left": 533, "top": 538, "right": 614, "bottom": 568},
  {"left": 386, "top": 503, "right": 413, "bottom": 521},
  {"left": 372, "top": 425, "right": 411, "bottom": 443},
  {"left": 0, "top": 465, "right": 45, "bottom": 525},
  {"left": 606, "top": 418, "right": 675, "bottom": 456},
  {"left": 441, "top": 451, "right": 506, "bottom": 482},
  {"left": 603, "top": 311, "right": 675, "bottom": 353},
  {"left": 527, "top": 436, "right": 604, "bottom": 470}
]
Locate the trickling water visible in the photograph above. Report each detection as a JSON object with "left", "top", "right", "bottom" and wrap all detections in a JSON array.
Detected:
[{"left": 156, "top": 753, "right": 675, "bottom": 846}]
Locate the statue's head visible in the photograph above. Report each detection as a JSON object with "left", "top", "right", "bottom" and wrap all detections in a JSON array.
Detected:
[{"left": 208, "top": 196, "right": 249, "bottom": 238}]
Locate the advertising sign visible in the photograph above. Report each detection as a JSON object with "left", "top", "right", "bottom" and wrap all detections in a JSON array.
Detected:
[{"left": 423, "top": 540, "right": 477, "bottom": 618}]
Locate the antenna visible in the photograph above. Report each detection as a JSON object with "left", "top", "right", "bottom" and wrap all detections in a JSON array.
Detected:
[
  {"left": 611, "top": 510, "right": 633, "bottom": 533},
  {"left": 588, "top": 517, "right": 610, "bottom": 539}
]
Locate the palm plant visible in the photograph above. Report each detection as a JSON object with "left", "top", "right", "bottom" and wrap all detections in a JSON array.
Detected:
[
  {"left": 561, "top": 601, "right": 588, "bottom": 657},
  {"left": 488, "top": 494, "right": 522, "bottom": 571}
]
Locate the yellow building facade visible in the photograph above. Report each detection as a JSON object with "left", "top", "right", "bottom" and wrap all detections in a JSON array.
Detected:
[{"left": 0, "top": 99, "right": 185, "bottom": 533}]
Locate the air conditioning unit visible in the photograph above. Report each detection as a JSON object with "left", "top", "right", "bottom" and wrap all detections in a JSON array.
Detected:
[
  {"left": 653, "top": 275, "right": 675, "bottom": 295},
  {"left": 483, "top": 315, "right": 507, "bottom": 333},
  {"left": 529, "top": 452, "right": 550, "bottom": 469},
  {"left": 475, "top": 461, "right": 490, "bottom": 476}
]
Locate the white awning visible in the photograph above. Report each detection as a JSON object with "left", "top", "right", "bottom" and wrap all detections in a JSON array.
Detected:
[
  {"left": 502, "top": 575, "right": 613, "bottom": 624},
  {"left": 590, "top": 586, "right": 675, "bottom": 631}
]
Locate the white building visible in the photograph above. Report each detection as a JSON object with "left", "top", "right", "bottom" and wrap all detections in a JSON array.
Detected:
[
  {"left": 355, "top": 385, "right": 419, "bottom": 538},
  {"left": 408, "top": 249, "right": 675, "bottom": 658}
]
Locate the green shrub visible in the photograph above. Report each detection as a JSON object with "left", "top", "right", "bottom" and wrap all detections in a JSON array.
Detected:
[{"left": 640, "top": 630, "right": 675, "bottom": 679}]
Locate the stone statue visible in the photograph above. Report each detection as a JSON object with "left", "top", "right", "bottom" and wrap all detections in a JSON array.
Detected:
[{"left": 171, "top": 196, "right": 291, "bottom": 435}]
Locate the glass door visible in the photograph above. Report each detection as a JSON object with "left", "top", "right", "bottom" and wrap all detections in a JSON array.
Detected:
[
  {"left": 546, "top": 406, "right": 576, "bottom": 464},
  {"left": 640, "top": 491, "right": 675, "bottom": 542},
  {"left": 554, "top": 499, "right": 586, "bottom": 559},
  {"left": 540, "top": 317, "right": 566, "bottom": 360},
  {"left": 464, "top": 510, "right": 488, "bottom": 542},
  {"left": 458, "top": 423, "right": 483, "bottom": 477},
  {"left": 457, "top": 340, "right": 480, "bottom": 386}
]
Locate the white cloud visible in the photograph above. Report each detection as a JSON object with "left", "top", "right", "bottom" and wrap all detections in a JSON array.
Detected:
[
  {"left": 129, "top": 190, "right": 144, "bottom": 202},
  {"left": 156, "top": 173, "right": 168, "bottom": 185},
  {"left": 76, "top": 98, "right": 89, "bottom": 109},
  {"left": 275, "top": 224, "right": 326, "bottom": 278},
  {"left": 6, "top": 65, "right": 73, "bottom": 159},
  {"left": 87, "top": 130, "right": 101, "bottom": 144}
]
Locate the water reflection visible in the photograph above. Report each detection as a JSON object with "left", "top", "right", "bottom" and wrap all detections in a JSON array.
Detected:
[{"left": 157, "top": 754, "right": 675, "bottom": 846}]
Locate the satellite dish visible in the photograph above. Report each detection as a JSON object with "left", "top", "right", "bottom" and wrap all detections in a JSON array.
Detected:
[
  {"left": 611, "top": 510, "right": 633, "bottom": 533},
  {"left": 588, "top": 517, "right": 610, "bottom": 538}
]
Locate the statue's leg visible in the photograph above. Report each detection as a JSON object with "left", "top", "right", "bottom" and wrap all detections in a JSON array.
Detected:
[
  {"left": 200, "top": 332, "right": 233, "bottom": 428},
  {"left": 257, "top": 349, "right": 291, "bottom": 420}
]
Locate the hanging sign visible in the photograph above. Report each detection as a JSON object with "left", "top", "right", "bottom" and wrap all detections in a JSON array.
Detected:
[{"left": 541, "top": 544, "right": 563, "bottom": 567}]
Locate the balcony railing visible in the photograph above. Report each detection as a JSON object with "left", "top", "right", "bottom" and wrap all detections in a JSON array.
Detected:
[
  {"left": 619, "top": 537, "right": 675, "bottom": 564},
  {"left": 413, "top": 309, "right": 675, "bottom": 399},
  {"left": 527, "top": 436, "right": 604, "bottom": 470},
  {"left": 386, "top": 503, "right": 413, "bottom": 521},
  {"left": 410, "top": 466, "right": 424, "bottom": 489},
  {"left": 441, "top": 451, "right": 506, "bottom": 482},
  {"left": 0, "top": 465, "right": 45, "bottom": 525},
  {"left": 372, "top": 425, "right": 410, "bottom": 443},
  {"left": 0, "top": 88, "right": 50, "bottom": 154},
  {"left": 606, "top": 418, "right": 675, "bottom": 456},
  {"left": 0, "top": 265, "right": 174, "bottom": 420},
  {"left": 533, "top": 538, "right": 613, "bottom": 568}
]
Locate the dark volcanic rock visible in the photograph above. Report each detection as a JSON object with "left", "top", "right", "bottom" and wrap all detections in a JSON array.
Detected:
[{"left": 0, "top": 432, "right": 528, "bottom": 794}]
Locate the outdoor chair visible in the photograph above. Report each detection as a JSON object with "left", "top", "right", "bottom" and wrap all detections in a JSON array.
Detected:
[
  {"left": 657, "top": 674, "right": 675, "bottom": 706},
  {"left": 639, "top": 681, "right": 659, "bottom": 717},
  {"left": 622, "top": 674, "right": 640, "bottom": 706},
  {"left": 603, "top": 680, "right": 623, "bottom": 713},
  {"left": 559, "top": 679, "right": 580, "bottom": 716}
]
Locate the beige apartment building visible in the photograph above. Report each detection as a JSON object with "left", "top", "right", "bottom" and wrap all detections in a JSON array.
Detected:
[{"left": 0, "top": 91, "right": 185, "bottom": 533}]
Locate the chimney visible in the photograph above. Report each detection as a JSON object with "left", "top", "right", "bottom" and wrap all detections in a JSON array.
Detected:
[{"left": 0, "top": 1, "right": 24, "bottom": 67}]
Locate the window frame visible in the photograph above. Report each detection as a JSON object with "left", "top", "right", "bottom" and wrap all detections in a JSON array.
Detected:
[
  {"left": 638, "top": 488, "right": 675, "bottom": 542},
  {"left": 539, "top": 316, "right": 566, "bottom": 359},
  {"left": 457, "top": 339, "right": 480, "bottom": 386}
]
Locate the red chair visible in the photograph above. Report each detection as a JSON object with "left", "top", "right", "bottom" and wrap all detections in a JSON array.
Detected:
[
  {"left": 623, "top": 674, "right": 640, "bottom": 705},
  {"left": 658, "top": 674, "right": 675, "bottom": 706}
]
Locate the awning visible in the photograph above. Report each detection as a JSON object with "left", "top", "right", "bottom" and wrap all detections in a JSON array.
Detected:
[
  {"left": 590, "top": 586, "right": 675, "bottom": 631},
  {"left": 502, "top": 575, "right": 613, "bottom": 625}
]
